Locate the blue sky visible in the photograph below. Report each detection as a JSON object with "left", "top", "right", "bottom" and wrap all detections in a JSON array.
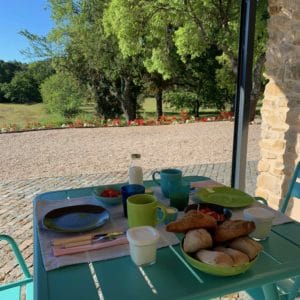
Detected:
[{"left": 0, "top": 0, "right": 53, "bottom": 63}]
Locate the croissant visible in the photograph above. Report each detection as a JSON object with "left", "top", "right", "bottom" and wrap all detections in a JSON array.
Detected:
[
  {"left": 214, "top": 220, "right": 255, "bottom": 243},
  {"left": 166, "top": 211, "right": 217, "bottom": 233}
]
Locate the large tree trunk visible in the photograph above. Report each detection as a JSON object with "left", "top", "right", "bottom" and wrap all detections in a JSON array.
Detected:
[
  {"left": 155, "top": 87, "right": 163, "bottom": 120},
  {"left": 120, "top": 77, "right": 137, "bottom": 121},
  {"left": 117, "top": 76, "right": 142, "bottom": 121},
  {"left": 249, "top": 53, "right": 266, "bottom": 122},
  {"left": 194, "top": 99, "right": 200, "bottom": 117}
]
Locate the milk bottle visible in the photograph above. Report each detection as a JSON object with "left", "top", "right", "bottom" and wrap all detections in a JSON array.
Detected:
[{"left": 128, "top": 154, "right": 143, "bottom": 185}]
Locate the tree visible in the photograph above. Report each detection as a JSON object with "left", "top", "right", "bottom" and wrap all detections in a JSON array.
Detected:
[
  {"left": 47, "top": 0, "right": 144, "bottom": 121},
  {"left": 164, "top": 46, "right": 230, "bottom": 117},
  {"left": 0, "top": 70, "right": 41, "bottom": 103},
  {"left": 0, "top": 60, "right": 24, "bottom": 101},
  {"left": 104, "top": 0, "right": 268, "bottom": 121},
  {"left": 0, "top": 60, "right": 54, "bottom": 103},
  {"left": 40, "top": 72, "right": 84, "bottom": 117}
]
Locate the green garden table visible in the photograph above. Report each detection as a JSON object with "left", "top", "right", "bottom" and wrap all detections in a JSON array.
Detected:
[{"left": 33, "top": 176, "right": 300, "bottom": 300}]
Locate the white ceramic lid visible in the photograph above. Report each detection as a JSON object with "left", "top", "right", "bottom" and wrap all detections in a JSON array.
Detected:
[
  {"left": 127, "top": 226, "right": 160, "bottom": 246},
  {"left": 243, "top": 207, "right": 275, "bottom": 220}
]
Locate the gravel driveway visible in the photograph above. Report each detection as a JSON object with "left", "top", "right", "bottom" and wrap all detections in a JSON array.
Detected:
[{"left": 0, "top": 121, "right": 261, "bottom": 182}]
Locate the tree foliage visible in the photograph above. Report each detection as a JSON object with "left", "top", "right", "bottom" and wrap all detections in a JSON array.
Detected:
[
  {"left": 1, "top": 70, "right": 41, "bottom": 103},
  {"left": 104, "top": 0, "right": 268, "bottom": 120},
  {"left": 40, "top": 72, "right": 84, "bottom": 117},
  {"left": 0, "top": 60, "right": 24, "bottom": 101},
  {"left": 47, "top": 0, "right": 144, "bottom": 120},
  {"left": 0, "top": 59, "right": 54, "bottom": 103},
  {"left": 20, "top": 0, "right": 268, "bottom": 120}
]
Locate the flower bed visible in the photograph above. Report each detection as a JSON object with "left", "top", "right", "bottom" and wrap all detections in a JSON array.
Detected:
[{"left": 0, "top": 111, "right": 233, "bottom": 134}]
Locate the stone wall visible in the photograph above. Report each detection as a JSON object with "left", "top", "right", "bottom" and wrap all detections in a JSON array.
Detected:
[{"left": 256, "top": 0, "right": 300, "bottom": 220}]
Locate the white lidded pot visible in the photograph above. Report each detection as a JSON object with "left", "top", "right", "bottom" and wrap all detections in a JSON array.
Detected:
[
  {"left": 243, "top": 207, "right": 275, "bottom": 241},
  {"left": 127, "top": 226, "right": 160, "bottom": 266}
]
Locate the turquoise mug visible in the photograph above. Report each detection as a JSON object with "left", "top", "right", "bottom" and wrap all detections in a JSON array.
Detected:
[{"left": 152, "top": 168, "right": 182, "bottom": 198}]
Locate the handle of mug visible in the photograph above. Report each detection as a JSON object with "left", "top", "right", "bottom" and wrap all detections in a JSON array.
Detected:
[
  {"left": 152, "top": 171, "right": 161, "bottom": 186},
  {"left": 155, "top": 204, "right": 167, "bottom": 225}
]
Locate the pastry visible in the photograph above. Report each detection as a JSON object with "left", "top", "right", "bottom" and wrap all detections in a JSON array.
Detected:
[
  {"left": 229, "top": 237, "right": 263, "bottom": 260},
  {"left": 214, "top": 220, "right": 255, "bottom": 243},
  {"left": 166, "top": 211, "right": 217, "bottom": 233},
  {"left": 214, "top": 246, "right": 249, "bottom": 266},
  {"left": 195, "top": 249, "right": 234, "bottom": 267},
  {"left": 183, "top": 229, "right": 213, "bottom": 253}
]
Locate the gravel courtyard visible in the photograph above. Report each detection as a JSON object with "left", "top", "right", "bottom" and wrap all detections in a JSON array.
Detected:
[
  {"left": 0, "top": 121, "right": 261, "bottom": 182},
  {"left": 0, "top": 122, "right": 261, "bottom": 300}
]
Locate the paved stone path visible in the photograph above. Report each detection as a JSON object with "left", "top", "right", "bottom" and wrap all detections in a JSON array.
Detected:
[{"left": 0, "top": 161, "right": 258, "bottom": 299}]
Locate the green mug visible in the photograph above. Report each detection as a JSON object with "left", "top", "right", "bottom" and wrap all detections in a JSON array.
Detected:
[{"left": 127, "top": 194, "right": 167, "bottom": 228}]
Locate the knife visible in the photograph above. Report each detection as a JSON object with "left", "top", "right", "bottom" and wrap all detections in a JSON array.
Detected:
[
  {"left": 52, "top": 231, "right": 125, "bottom": 248},
  {"left": 52, "top": 235, "right": 129, "bottom": 257}
]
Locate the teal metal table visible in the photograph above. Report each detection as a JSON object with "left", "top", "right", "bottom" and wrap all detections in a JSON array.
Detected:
[{"left": 33, "top": 176, "right": 300, "bottom": 300}]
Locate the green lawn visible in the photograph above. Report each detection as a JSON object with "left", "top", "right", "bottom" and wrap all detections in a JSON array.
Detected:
[
  {"left": 0, "top": 103, "right": 49, "bottom": 127},
  {"left": 0, "top": 98, "right": 237, "bottom": 129},
  {"left": 0, "top": 99, "right": 178, "bottom": 127}
]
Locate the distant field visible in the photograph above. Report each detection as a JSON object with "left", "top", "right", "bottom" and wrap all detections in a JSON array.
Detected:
[
  {"left": 0, "top": 98, "right": 180, "bottom": 127},
  {"left": 0, "top": 97, "right": 232, "bottom": 128},
  {"left": 0, "top": 103, "right": 49, "bottom": 126}
]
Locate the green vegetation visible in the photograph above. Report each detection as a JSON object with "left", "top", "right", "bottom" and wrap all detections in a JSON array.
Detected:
[
  {"left": 0, "top": 1, "right": 267, "bottom": 126},
  {"left": 0, "top": 103, "right": 48, "bottom": 126},
  {"left": 0, "top": 98, "right": 227, "bottom": 131},
  {"left": 41, "top": 72, "right": 85, "bottom": 117}
]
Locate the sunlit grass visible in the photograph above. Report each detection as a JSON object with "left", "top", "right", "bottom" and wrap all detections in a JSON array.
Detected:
[{"left": 0, "top": 103, "right": 49, "bottom": 127}]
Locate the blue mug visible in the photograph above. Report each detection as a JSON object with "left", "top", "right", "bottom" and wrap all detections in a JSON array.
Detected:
[
  {"left": 121, "top": 184, "right": 145, "bottom": 218},
  {"left": 152, "top": 168, "right": 182, "bottom": 198}
]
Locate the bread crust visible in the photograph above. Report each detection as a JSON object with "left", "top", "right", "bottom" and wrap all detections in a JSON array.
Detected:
[
  {"left": 214, "top": 246, "right": 249, "bottom": 266},
  {"left": 195, "top": 249, "right": 233, "bottom": 267},
  {"left": 214, "top": 220, "right": 255, "bottom": 243},
  {"left": 166, "top": 211, "right": 217, "bottom": 233},
  {"left": 229, "top": 237, "right": 263, "bottom": 260},
  {"left": 183, "top": 229, "right": 213, "bottom": 253}
]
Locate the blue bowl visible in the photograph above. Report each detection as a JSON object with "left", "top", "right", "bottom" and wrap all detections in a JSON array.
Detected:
[{"left": 92, "top": 187, "right": 122, "bottom": 206}]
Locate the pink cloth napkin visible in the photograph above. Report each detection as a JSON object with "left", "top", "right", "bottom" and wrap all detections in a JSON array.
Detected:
[{"left": 53, "top": 236, "right": 129, "bottom": 257}]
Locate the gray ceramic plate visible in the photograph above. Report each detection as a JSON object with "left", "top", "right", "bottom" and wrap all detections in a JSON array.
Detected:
[{"left": 43, "top": 204, "right": 110, "bottom": 233}]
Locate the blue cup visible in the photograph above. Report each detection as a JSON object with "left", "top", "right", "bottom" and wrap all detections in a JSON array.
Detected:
[
  {"left": 168, "top": 180, "right": 190, "bottom": 211},
  {"left": 121, "top": 184, "right": 145, "bottom": 218},
  {"left": 152, "top": 168, "right": 182, "bottom": 198}
]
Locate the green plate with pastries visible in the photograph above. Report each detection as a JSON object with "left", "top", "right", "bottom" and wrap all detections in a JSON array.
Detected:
[
  {"left": 195, "top": 186, "right": 254, "bottom": 208},
  {"left": 180, "top": 244, "right": 258, "bottom": 276}
]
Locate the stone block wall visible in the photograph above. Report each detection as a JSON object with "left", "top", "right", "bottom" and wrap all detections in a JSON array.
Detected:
[{"left": 256, "top": 0, "right": 300, "bottom": 220}]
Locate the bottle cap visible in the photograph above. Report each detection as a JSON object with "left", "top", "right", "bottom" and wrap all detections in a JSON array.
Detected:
[{"left": 131, "top": 154, "right": 141, "bottom": 159}]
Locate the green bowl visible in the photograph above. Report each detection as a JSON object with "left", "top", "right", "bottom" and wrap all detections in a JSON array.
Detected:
[
  {"left": 180, "top": 243, "right": 258, "bottom": 276},
  {"left": 92, "top": 187, "right": 122, "bottom": 206}
]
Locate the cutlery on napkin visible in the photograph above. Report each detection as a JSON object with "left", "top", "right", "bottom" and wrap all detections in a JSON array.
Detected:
[
  {"left": 51, "top": 231, "right": 128, "bottom": 257},
  {"left": 52, "top": 231, "right": 125, "bottom": 248}
]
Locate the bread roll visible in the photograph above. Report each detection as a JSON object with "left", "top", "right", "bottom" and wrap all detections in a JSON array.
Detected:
[
  {"left": 214, "top": 246, "right": 249, "bottom": 266},
  {"left": 229, "top": 237, "right": 263, "bottom": 260},
  {"left": 214, "top": 220, "right": 255, "bottom": 243},
  {"left": 183, "top": 229, "right": 213, "bottom": 253},
  {"left": 166, "top": 211, "right": 217, "bottom": 233},
  {"left": 195, "top": 249, "right": 233, "bottom": 267}
]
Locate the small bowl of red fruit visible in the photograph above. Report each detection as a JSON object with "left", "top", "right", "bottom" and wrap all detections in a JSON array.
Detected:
[
  {"left": 184, "top": 203, "right": 232, "bottom": 223},
  {"left": 92, "top": 186, "right": 122, "bottom": 206}
]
